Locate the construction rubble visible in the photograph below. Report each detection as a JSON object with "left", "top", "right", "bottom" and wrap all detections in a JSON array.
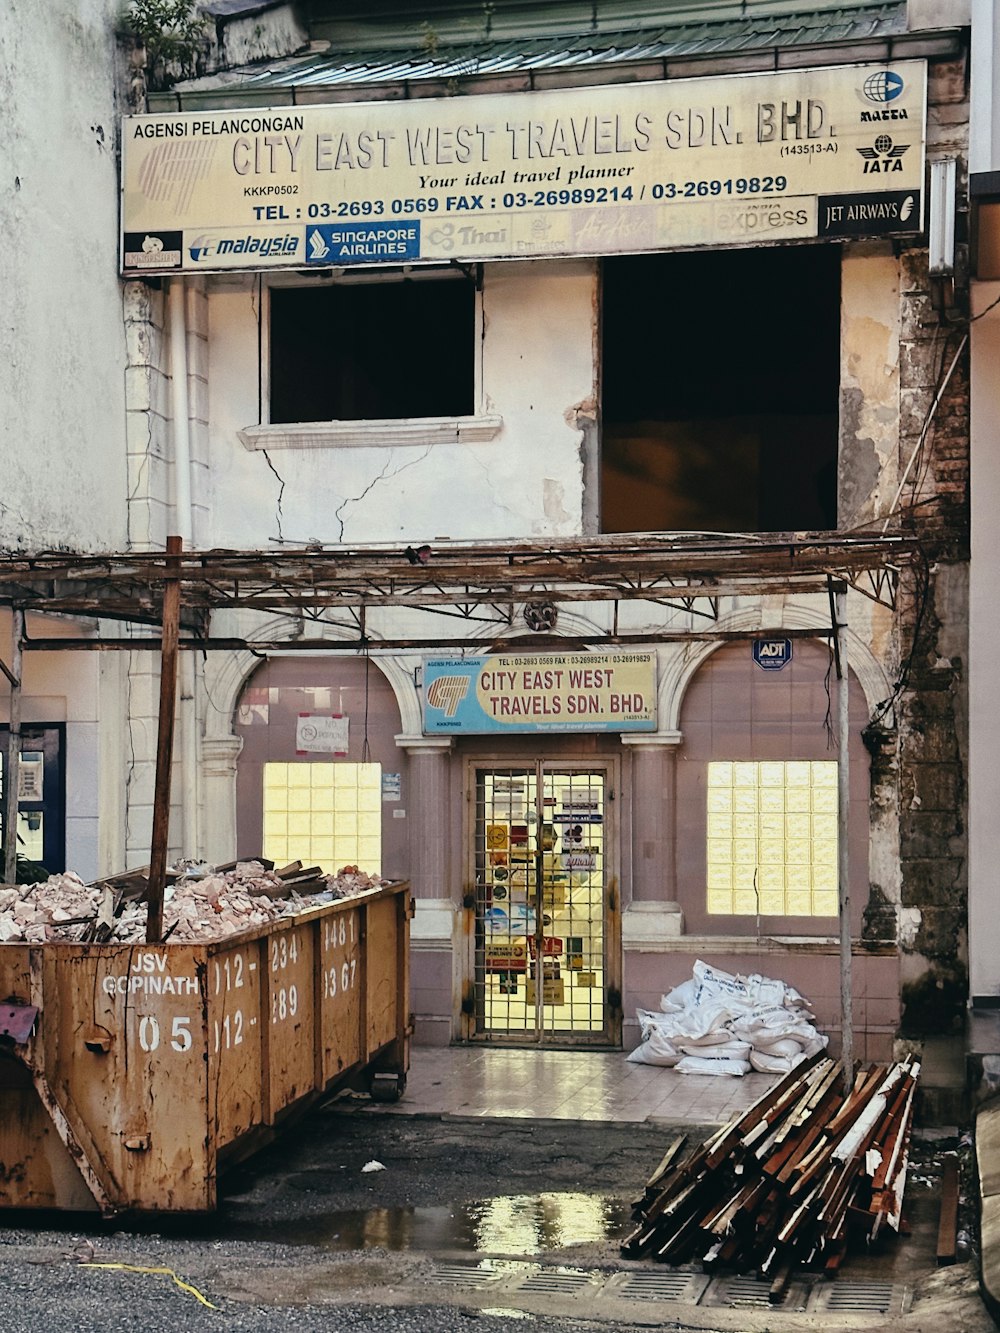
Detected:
[
  {"left": 622, "top": 1051, "right": 920, "bottom": 1298},
  {"left": 0, "top": 859, "right": 383, "bottom": 944},
  {"left": 628, "top": 959, "right": 829, "bottom": 1075}
]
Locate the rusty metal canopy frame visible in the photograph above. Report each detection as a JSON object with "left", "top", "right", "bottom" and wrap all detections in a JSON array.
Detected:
[{"left": 0, "top": 531, "right": 914, "bottom": 651}]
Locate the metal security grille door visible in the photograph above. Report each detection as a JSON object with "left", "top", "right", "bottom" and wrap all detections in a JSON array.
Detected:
[{"left": 472, "top": 764, "right": 614, "bottom": 1044}]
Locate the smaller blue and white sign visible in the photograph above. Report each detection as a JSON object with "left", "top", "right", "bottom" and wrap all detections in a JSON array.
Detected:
[
  {"left": 305, "top": 221, "right": 420, "bottom": 265},
  {"left": 752, "top": 638, "right": 793, "bottom": 671}
]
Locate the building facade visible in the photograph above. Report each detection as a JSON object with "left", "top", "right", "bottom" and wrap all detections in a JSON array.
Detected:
[{"left": 1, "top": 0, "right": 981, "bottom": 1061}]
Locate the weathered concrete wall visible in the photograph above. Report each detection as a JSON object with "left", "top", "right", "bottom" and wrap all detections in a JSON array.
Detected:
[
  {"left": 1, "top": 1, "right": 128, "bottom": 554},
  {"left": 202, "top": 260, "right": 597, "bottom": 547}
]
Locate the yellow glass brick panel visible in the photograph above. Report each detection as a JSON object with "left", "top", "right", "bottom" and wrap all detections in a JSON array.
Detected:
[
  {"left": 733, "top": 812, "right": 758, "bottom": 839},
  {"left": 288, "top": 811, "right": 312, "bottom": 838},
  {"left": 357, "top": 764, "right": 382, "bottom": 793},
  {"left": 333, "top": 787, "right": 359, "bottom": 813},
  {"left": 760, "top": 788, "right": 785, "bottom": 813},
  {"left": 759, "top": 839, "right": 785, "bottom": 865},
  {"left": 785, "top": 812, "right": 811, "bottom": 840},
  {"left": 786, "top": 839, "right": 812, "bottom": 864},
  {"left": 786, "top": 762, "right": 812, "bottom": 787},
  {"left": 733, "top": 865, "right": 757, "bottom": 891},
  {"left": 814, "top": 840, "right": 837, "bottom": 868},
  {"left": 787, "top": 890, "right": 813, "bottom": 915},
  {"left": 759, "top": 762, "right": 785, "bottom": 787},
  {"left": 734, "top": 788, "right": 758, "bottom": 814},
  {"left": 785, "top": 787, "right": 812, "bottom": 813},
  {"left": 707, "top": 864, "right": 733, "bottom": 890},
  {"left": 786, "top": 864, "right": 812, "bottom": 891},
  {"left": 263, "top": 812, "right": 288, "bottom": 837},
  {"left": 358, "top": 811, "right": 381, "bottom": 836},
  {"left": 708, "top": 890, "right": 734, "bottom": 914},
  {"left": 812, "top": 763, "right": 838, "bottom": 787},
  {"left": 759, "top": 890, "right": 786, "bottom": 914},
  {"left": 707, "top": 839, "right": 734, "bottom": 865},
  {"left": 287, "top": 786, "right": 311, "bottom": 812},
  {"left": 707, "top": 786, "right": 734, "bottom": 813},
  {"left": 733, "top": 763, "right": 758, "bottom": 787},
  {"left": 733, "top": 889, "right": 759, "bottom": 914},
  {"left": 337, "top": 811, "right": 359, "bottom": 837},
  {"left": 707, "top": 813, "right": 734, "bottom": 840},
  {"left": 812, "top": 814, "right": 838, "bottom": 842},
  {"left": 813, "top": 891, "right": 839, "bottom": 915},
  {"left": 813, "top": 864, "right": 838, "bottom": 892},
  {"left": 359, "top": 789, "right": 382, "bottom": 813},
  {"left": 287, "top": 765, "right": 312, "bottom": 789},
  {"left": 309, "top": 811, "right": 334, "bottom": 835},
  {"left": 759, "top": 865, "right": 784, "bottom": 892},
  {"left": 264, "top": 763, "right": 289, "bottom": 789},
  {"left": 708, "top": 762, "right": 733, "bottom": 787},
  {"left": 265, "top": 838, "right": 289, "bottom": 864},
  {"left": 356, "top": 837, "right": 381, "bottom": 869},
  {"left": 733, "top": 839, "right": 758, "bottom": 863},
  {"left": 311, "top": 838, "right": 336, "bottom": 863},
  {"left": 759, "top": 812, "right": 785, "bottom": 838},
  {"left": 812, "top": 787, "right": 838, "bottom": 814}
]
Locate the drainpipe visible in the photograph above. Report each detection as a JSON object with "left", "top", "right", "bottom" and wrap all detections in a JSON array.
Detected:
[
  {"left": 168, "top": 278, "right": 200, "bottom": 861},
  {"left": 833, "top": 585, "right": 853, "bottom": 1082}
]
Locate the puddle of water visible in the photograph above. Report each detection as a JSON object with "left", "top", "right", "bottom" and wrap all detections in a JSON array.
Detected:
[{"left": 229, "top": 1191, "right": 631, "bottom": 1257}]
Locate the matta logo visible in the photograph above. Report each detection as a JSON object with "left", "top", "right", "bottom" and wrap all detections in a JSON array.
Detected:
[{"left": 427, "top": 675, "right": 471, "bottom": 717}]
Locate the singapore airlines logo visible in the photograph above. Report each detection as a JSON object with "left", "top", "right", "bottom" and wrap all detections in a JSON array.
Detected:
[{"left": 427, "top": 675, "right": 471, "bottom": 717}]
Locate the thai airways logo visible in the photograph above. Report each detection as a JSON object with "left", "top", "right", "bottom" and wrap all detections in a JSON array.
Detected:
[
  {"left": 426, "top": 675, "right": 471, "bottom": 717},
  {"left": 857, "top": 136, "right": 909, "bottom": 174},
  {"left": 863, "top": 70, "right": 905, "bottom": 104}
]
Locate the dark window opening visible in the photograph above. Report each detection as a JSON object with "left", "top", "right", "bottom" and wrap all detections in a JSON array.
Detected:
[
  {"left": 601, "top": 246, "right": 841, "bottom": 534},
  {"left": 270, "top": 275, "right": 476, "bottom": 423}
]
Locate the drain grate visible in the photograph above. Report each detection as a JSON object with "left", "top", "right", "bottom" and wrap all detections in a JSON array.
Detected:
[
  {"left": 613, "top": 1270, "right": 709, "bottom": 1303},
  {"left": 424, "top": 1263, "right": 506, "bottom": 1290},
  {"left": 517, "top": 1270, "right": 596, "bottom": 1295},
  {"left": 810, "top": 1280, "right": 902, "bottom": 1314},
  {"left": 702, "top": 1273, "right": 809, "bottom": 1311}
]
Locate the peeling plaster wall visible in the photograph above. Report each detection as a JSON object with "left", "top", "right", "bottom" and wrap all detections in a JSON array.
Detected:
[
  {"left": 839, "top": 245, "right": 900, "bottom": 528},
  {"left": 0, "top": 1, "right": 128, "bottom": 554},
  {"left": 203, "top": 260, "right": 596, "bottom": 546}
]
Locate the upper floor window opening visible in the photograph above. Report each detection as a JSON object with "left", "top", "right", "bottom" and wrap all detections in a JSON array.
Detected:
[
  {"left": 601, "top": 244, "right": 841, "bottom": 535},
  {"left": 268, "top": 267, "right": 477, "bottom": 425}
]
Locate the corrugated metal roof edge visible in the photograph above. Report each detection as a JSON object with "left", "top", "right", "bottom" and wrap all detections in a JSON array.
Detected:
[{"left": 148, "top": 22, "right": 964, "bottom": 112}]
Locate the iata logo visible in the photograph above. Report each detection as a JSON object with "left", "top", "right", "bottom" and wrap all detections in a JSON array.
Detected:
[
  {"left": 426, "top": 675, "right": 471, "bottom": 717},
  {"left": 863, "top": 70, "right": 905, "bottom": 104},
  {"left": 857, "top": 135, "right": 909, "bottom": 174}
]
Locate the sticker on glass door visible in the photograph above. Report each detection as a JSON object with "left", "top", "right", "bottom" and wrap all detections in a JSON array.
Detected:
[{"left": 473, "top": 766, "right": 609, "bottom": 1041}]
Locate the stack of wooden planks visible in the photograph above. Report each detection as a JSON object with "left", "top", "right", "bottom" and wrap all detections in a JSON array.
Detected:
[{"left": 622, "top": 1051, "right": 920, "bottom": 1300}]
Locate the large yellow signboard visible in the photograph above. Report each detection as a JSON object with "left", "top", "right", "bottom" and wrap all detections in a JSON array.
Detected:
[{"left": 122, "top": 62, "right": 926, "bottom": 274}]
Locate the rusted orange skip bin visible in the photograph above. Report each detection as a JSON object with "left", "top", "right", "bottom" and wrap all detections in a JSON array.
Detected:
[{"left": 0, "top": 881, "right": 411, "bottom": 1214}]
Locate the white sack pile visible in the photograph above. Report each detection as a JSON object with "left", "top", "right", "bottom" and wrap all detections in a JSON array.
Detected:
[
  {"left": 627, "top": 959, "right": 828, "bottom": 1076},
  {"left": 0, "top": 862, "right": 382, "bottom": 945}
]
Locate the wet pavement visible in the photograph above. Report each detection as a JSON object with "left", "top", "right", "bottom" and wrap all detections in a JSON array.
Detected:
[{"left": 0, "top": 1047, "right": 995, "bottom": 1331}]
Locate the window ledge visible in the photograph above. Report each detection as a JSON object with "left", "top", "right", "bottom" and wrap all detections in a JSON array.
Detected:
[{"left": 239, "top": 415, "right": 503, "bottom": 451}]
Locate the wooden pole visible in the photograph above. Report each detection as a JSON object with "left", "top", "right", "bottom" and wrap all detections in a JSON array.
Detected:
[
  {"left": 146, "top": 537, "right": 182, "bottom": 943},
  {"left": 834, "top": 584, "right": 854, "bottom": 1082},
  {"left": 2, "top": 609, "right": 24, "bottom": 885}
]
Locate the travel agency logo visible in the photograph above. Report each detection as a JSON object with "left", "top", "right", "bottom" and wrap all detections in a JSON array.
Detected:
[
  {"left": 426, "top": 674, "right": 471, "bottom": 718},
  {"left": 859, "top": 69, "right": 909, "bottom": 123}
]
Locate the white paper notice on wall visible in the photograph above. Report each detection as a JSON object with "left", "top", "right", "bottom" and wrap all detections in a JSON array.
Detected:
[{"left": 295, "top": 713, "right": 349, "bottom": 755}]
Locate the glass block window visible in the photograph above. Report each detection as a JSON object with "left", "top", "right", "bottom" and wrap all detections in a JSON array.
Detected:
[
  {"left": 262, "top": 762, "right": 382, "bottom": 874},
  {"left": 706, "top": 761, "right": 838, "bottom": 916}
]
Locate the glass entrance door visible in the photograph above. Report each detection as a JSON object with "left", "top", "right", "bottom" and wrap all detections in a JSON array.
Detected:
[{"left": 471, "top": 763, "right": 615, "bottom": 1045}]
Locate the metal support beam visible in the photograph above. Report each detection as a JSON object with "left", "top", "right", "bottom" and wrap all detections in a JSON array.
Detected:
[
  {"left": 831, "top": 581, "right": 854, "bottom": 1082},
  {"left": 146, "top": 537, "right": 182, "bottom": 944}
]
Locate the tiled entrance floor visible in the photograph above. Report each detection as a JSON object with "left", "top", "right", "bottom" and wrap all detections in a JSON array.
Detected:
[{"left": 381, "top": 1045, "right": 778, "bottom": 1125}]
